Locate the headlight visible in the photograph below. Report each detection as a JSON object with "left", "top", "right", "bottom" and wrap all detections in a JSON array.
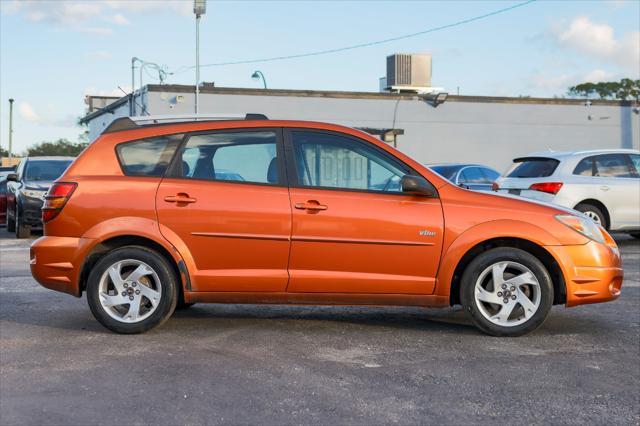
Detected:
[
  {"left": 555, "top": 214, "right": 605, "bottom": 244},
  {"left": 21, "top": 189, "right": 46, "bottom": 200}
]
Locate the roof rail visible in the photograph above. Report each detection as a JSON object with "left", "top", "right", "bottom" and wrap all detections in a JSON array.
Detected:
[{"left": 102, "top": 113, "right": 269, "bottom": 134}]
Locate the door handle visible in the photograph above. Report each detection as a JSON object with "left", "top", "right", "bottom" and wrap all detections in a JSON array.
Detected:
[
  {"left": 164, "top": 193, "right": 197, "bottom": 204},
  {"left": 295, "top": 201, "right": 328, "bottom": 211}
]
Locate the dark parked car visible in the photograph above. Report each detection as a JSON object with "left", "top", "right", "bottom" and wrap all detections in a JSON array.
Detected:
[
  {"left": 6, "top": 156, "right": 74, "bottom": 238},
  {"left": 428, "top": 163, "right": 500, "bottom": 191},
  {"left": 0, "top": 175, "right": 8, "bottom": 226}
]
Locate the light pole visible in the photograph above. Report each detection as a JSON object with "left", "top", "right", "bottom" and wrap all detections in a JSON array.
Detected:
[
  {"left": 8, "top": 98, "right": 14, "bottom": 164},
  {"left": 252, "top": 71, "right": 267, "bottom": 89},
  {"left": 194, "top": 0, "right": 206, "bottom": 115},
  {"left": 131, "top": 57, "right": 142, "bottom": 116}
]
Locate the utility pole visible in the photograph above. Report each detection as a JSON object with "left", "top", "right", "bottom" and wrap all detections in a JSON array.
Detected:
[
  {"left": 8, "top": 98, "right": 14, "bottom": 165},
  {"left": 194, "top": 0, "right": 206, "bottom": 115},
  {"left": 131, "top": 57, "right": 141, "bottom": 116}
]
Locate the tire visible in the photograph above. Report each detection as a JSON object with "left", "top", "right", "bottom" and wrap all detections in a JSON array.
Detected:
[
  {"left": 629, "top": 232, "right": 640, "bottom": 240},
  {"left": 15, "top": 207, "right": 31, "bottom": 239},
  {"left": 574, "top": 203, "right": 608, "bottom": 229},
  {"left": 460, "top": 247, "right": 554, "bottom": 337},
  {"left": 86, "top": 246, "right": 178, "bottom": 334},
  {"left": 6, "top": 206, "right": 15, "bottom": 232}
]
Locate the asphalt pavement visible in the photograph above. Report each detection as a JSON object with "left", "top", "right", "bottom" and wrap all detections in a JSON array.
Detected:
[{"left": 1, "top": 228, "right": 638, "bottom": 425}]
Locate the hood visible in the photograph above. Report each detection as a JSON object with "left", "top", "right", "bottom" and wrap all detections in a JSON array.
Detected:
[{"left": 23, "top": 180, "right": 54, "bottom": 191}]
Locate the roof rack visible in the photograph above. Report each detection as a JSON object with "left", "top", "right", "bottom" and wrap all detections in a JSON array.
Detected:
[{"left": 102, "top": 113, "right": 269, "bottom": 134}]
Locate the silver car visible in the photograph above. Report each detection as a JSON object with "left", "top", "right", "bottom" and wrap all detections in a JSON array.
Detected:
[{"left": 494, "top": 149, "right": 640, "bottom": 237}]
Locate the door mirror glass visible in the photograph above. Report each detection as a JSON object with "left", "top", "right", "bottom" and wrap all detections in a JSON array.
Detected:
[
  {"left": 401, "top": 175, "right": 438, "bottom": 197},
  {"left": 6, "top": 173, "right": 18, "bottom": 182}
]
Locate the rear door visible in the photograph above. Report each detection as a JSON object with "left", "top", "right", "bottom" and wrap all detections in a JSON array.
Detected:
[
  {"left": 591, "top": 153, "right": 640, "bottom": 228},
  {"left": 284, "top": 129, "right": 444, "bottom": 295},
  {"left": 156, "top": 129, "right": 292, "bottom": 292}
]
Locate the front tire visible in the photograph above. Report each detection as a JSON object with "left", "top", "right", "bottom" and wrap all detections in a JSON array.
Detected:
[
  {"left": 460, "top": 247, "right": 554, "bottom": 337},
  {"left": 86, "top": 246, "right": 178, "bottom": 334},
  {"left": 15, "top": 206, "right": 31, "bottom": 239},
  {"left": 6, "top": 206, "right": 15, "bottom": 232},
  {"left": 629, "top": 232, "right": 640, "bottom": 240}
]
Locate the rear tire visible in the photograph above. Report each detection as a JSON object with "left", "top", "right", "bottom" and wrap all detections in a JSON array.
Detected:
[
  {"left": 86, "top": 246, "right": 178, "bottom": 334},
  {"left": 574, "top": 203, "right": 608, "bottom": 229},
  {"left": 460, "top": 247, "right": 554, "bottom": 337},
  {"left": 629, "top": 232, "right": 640, "bottom": 240}
]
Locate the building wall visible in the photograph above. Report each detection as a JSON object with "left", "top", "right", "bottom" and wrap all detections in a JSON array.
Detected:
[{"left": 89, "top": 88, "right": 640, "bottom": 172}]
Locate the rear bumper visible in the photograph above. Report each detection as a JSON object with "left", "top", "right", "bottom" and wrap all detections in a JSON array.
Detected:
[
  {"left": 30, "top": 235, "right": 95, "bottom": 297},
  {"left": 545, "top": 241, "right": 623, "bottom": 307}
]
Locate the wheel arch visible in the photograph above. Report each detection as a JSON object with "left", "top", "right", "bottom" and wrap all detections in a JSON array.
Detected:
[
  {"left": 448, "top": 237, "right": 566, "bottom": 306},
  {"left": 574, "top": 199, "right": 610, "bottom": 229},
  {"left": 78, "top": 235, "right": 187, "bottom": 303}
]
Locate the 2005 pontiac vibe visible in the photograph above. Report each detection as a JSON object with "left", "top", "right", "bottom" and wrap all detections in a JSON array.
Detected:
[{"left": 30, "top": 115, "right": 623, "bottom": 336}]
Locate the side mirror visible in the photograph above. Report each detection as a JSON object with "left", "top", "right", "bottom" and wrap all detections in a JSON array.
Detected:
[
  {"left": 401, "top": 175, "right": 438, "bottom": 197},
  {"left": 6, "top": 173, "right": 18, "bottom": 182}
]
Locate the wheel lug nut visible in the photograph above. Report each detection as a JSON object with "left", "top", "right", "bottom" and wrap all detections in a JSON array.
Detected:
[
  {"left": 510, "top": 286, "right": 515, "bottom": 291},
  {"left": 503, "top": 298, "right": 509, "bottom": 303},
  {"left": 132, "top": 282, "right": 137, "bottom": 287},
  {"left": 121, "top": 291, "right": 126, "bottom": 296},
  {"left": 129, "top": 296, "right": 134, "bottom": 301},
  {"left": 135, "top": 290, "right": 140, "bottom": 295},
  {"left": 497, "top": 291, "right": 503, "bottom": 297},
  {"left": 511, "top": 295, "right": 517, "bottom": 300},
  {"left": 123, "top": 283, "right": 128, "bottom": 288},
  {"left": 501, "top": 284, "right": 507, "bottom": 289}
]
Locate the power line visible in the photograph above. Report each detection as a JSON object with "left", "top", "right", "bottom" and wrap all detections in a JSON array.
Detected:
[{"left": 171, "top": 0, "right": 536, "bottom": 73}]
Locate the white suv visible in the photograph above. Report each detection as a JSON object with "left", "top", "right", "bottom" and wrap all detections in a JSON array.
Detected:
[{"left": 494, "top": 149, "right": 640, "bottom": 237}]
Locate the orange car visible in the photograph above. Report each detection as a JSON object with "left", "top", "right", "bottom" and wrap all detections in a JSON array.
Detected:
[{"left": 30, "top": 115, "right": 623, "bottom": 336}]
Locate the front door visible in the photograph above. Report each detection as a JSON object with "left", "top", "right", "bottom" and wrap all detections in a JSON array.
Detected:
[
  {"left": 284, "top": 129, "right": 444, "bottom": 295},
  {"left": 156, "top": 129, "right": 291, "bottom": 292}
]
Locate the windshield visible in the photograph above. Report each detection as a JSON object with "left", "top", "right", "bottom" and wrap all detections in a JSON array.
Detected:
[
  {"left": 507, "top": 158, "right": 559, "bottom": 178},
  {"left": 429, "top": 165, "right": 462, "bottom": 181},
  {"left": 24, "top": 160, "right": 72, "bottom": 181}
]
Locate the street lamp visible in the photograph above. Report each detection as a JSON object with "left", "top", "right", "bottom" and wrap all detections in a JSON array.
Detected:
[
  {"left": 194, "top": 0, "right": 206, "bottom": 115},
  {"left": 252, "top": 70, "right": 267, "bottom": 89}
]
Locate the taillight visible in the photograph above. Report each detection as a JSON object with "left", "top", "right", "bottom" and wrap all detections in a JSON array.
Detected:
[
  {"left": 529, "top": 182, "right": 563, "bottom": 194},
  {"left": 491, "top": 182, "right": 499, "bottom": 191},
  {"left": 42, "top": 182, "right": 77, "bottom": 223}
]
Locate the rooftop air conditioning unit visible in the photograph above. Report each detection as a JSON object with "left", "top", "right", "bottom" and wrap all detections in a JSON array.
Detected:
[{"left": 385, "top": 53, "right": 432, "bottom": 92}]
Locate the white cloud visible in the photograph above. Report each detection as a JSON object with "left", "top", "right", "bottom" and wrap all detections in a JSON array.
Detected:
[
  {"left": 108, "top": 13, "right": 130, "bottom": 25},
  {"left": 1, "top": 0, "right": 191, "bottom": 35},
  {"left": 19, "top": 102, "right": 40, "bottom": 123},
  {"left": 531, "top": 69, "right": 622, "bottom": 94},
  {"left": 552, "top": 16, "right": 640, "bottom": 75}
]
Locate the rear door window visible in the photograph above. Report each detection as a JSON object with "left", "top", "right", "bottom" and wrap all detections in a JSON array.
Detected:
[
  {"left": 507, "top": 158, "right": 559, "bottom": 178},
  {"left": 116, "top": 134, "right": 183, "bottom": 177},
  {"left": 594, "top": 154, "right": 636, "bottom": 178},
  {"left": 177, "top": 131, "right": 280, "bottom": 185}
]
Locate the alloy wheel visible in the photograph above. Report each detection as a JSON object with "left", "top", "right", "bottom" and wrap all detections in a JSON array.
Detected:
[
  {"left": 98, "top": 259, "right": 162, "bottom": 323},
  {"left": 473, "top": 261, "right": 541, "bottom": 327}
]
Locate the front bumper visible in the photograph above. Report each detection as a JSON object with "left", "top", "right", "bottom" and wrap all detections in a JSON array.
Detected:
[
  {"left": 30, "top": 236, "right": 95, "bottom": 297},
  {"left": 20, "top": 195, "right": 44, "bottom": 228},
  {"left": 545, "top": 241, "right": 623, "bottom": 307}
]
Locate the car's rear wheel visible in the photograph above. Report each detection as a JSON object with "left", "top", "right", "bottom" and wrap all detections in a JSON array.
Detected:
[
  {"left": 460, "top": 247, "right": 554, "bottom": 337},
  {"left": 6, "top": 206, "right": 15, "bottom": 232},
  {"left": 86, "top": 246, "right": 178, "bottom": 334},
  {"left": 15, "top": 206, "right": 31, "bottom": 239},
  {"left": 574, "top": 203, "right": 608, "bottom": 229},
  {"left": 629, "top": 232, "right": 640, "bottom": 240}
]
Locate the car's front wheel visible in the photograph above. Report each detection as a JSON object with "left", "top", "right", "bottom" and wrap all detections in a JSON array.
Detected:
[
  {"left": 574, "top": 203, "right": 608, "bottom": 229},
  {"left": 86, "top": 246, "right": 178, "bottom": 334},
  {"left": 15, "top": 206, "right": 31, "bottom": 239},
  {"left": 6, "top": 206, "right": 15, "bottom": 232},
  {"left": 460, "top": 247, "right": 554, "bottom": 337}
]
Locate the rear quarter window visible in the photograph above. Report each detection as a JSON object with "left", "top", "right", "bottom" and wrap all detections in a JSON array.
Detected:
[
  {"left": 507, "top": 158, "right": 559, "bottom": 178},
  {"left": 116, "top": 134, "right": 183, "bottom": 177}
]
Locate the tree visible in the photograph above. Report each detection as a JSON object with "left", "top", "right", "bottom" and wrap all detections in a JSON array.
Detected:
[
  {"left": 568, "top": 79, "right": 640, "bottom": 101},
  {"left": 25, "top": 139, "right": 88, "bottom": 157}
]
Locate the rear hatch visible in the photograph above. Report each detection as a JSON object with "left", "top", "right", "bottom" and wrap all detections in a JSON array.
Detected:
[{"left": 494, "top": 156, "right": 561, "bottom": 202}]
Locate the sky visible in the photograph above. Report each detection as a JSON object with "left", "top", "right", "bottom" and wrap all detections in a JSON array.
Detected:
[{"left": 1, "top": 0, "right": 639, "bottom": 154}]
